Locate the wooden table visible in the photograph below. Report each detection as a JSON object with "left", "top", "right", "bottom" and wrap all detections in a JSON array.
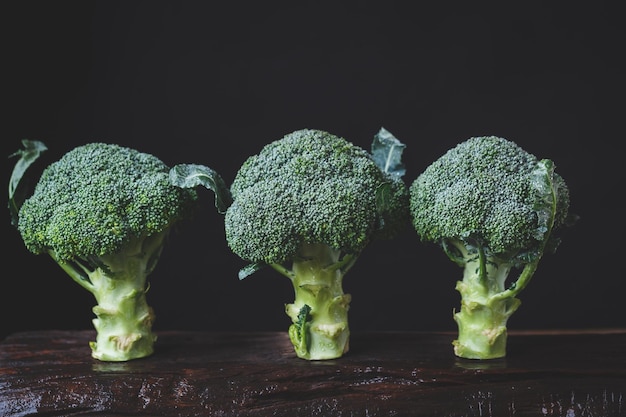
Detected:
[{"left": 1, "top": 329, "right": 624, "bottom": 416}]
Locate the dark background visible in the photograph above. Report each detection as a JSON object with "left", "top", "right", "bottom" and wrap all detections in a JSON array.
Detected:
[{"left": 3, "top": 1, "right": 624, "bottom": 341}]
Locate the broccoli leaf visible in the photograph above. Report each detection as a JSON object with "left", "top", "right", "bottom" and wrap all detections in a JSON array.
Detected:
[
  {"left": 375, "top": 182, "right": 394, "bottom": 213},
  {"left": 530, "top": 159, "right": 557, "bottom": 242},
  {"left": 371, "top": 127, "right": 406, "bottom": 178},
  {"left": 238, "top": 262, "right": 266, "bottom": 280},
  {"left": 169, "top": 163, "right": 232, "bottom": 213},
  {"left": 288, "top": 304, "right": 312, "bottom": 357},
  {"left": 8, "top": 139, "right": 47, "bottom": 226}
]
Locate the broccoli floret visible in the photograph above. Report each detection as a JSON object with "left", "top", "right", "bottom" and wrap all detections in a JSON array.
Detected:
[
  {"left": 11, "top": 141, "right": 202, "bottom": 361},
  {"left": 409, "top": 136, "right": 574, "bottom": 359},
  {"left": 224, "top": 128, "right": 410, "bottom": 360}
]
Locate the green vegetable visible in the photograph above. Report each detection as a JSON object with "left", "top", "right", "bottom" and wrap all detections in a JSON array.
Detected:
[
  {"left": 8, "top": 139, "right": 48, "bottom": 227},
  {"left": 224, "top": 127, "right": 410, "bottom": 360},
  {"left": 9, "top": 141, "right": 227, "bottom": 361},
  {"left": 409, "top": 136, "right": 575, "bottom": 359}
]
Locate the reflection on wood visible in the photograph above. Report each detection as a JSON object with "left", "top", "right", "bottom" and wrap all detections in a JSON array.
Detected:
[{"left": 1, "top": 330, "right": 624, "bottom": 416}]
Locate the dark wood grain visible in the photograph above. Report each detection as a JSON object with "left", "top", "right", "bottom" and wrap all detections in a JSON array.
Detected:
[{"left": 1, "top": 329, "right": 625, "bottom": 416}]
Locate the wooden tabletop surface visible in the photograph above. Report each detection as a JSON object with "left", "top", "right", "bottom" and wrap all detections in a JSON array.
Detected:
[{"left": 1, "top": 329, "right": 625, "bottom": 416}]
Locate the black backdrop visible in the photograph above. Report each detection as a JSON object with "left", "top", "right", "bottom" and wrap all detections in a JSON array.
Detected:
[{"left": 3, "top": 1, "right": 624, "bottom": 341}]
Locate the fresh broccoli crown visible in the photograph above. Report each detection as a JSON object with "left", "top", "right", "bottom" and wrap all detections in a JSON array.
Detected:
[
  {"left": 18, "top": 142, "right": 198, "bottom": 262},
  {"left": 225, "top": 129, "right": 410, "bottom": 265},
  {"left": 409, "top": 136, "right": 570, "bottom": 259}
]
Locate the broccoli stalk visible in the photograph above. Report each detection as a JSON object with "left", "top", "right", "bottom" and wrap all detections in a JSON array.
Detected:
[
  {"left": 8, "top": 141, "right": 232, "bottom": 361},
  {"left": 410, "top": 136, "right": 575, "bottom": 359},
  {"left": 275, "top": 243, "right": 355, "bottom": 360},
  {"left": 445, "top": 239, "right": 520, "bottom": 359},
  {"left": 49, "top": 232, "right": 166, "bottom": 361}
]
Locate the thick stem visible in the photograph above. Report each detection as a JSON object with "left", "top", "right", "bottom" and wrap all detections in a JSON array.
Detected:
[
  {"left": 89, "top": 268, "right": 156, "bottom": 361},
  {"left": 54, "top": 232, "right": 166, "bottom": 361},
  {"left": 284, "top": 243, "right": 351, "bottom": 360},
  {"left": 451, "top": 242, "right": 520, "bottom": 359}
]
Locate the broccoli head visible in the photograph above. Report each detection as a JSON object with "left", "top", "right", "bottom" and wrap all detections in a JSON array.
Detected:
[
  {"left": 410, "top": 135, "right": 574, "bottom": 359},
  {"left": 12, "top": 141, "right": 199, "bottom": 361},
  {"left": 224, "top": 127, "right": 410, "bottom": 360}
]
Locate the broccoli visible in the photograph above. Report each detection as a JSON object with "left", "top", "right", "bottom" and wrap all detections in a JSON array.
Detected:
[
  {"left": 221, "top": 128, "right": 410, "bottom": 360},
  {"left": 409, "top": 136, "right": 574, "bottom": 359},
  {"left": 9, "top": 141, "right": 227, "bottom": 361}
]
